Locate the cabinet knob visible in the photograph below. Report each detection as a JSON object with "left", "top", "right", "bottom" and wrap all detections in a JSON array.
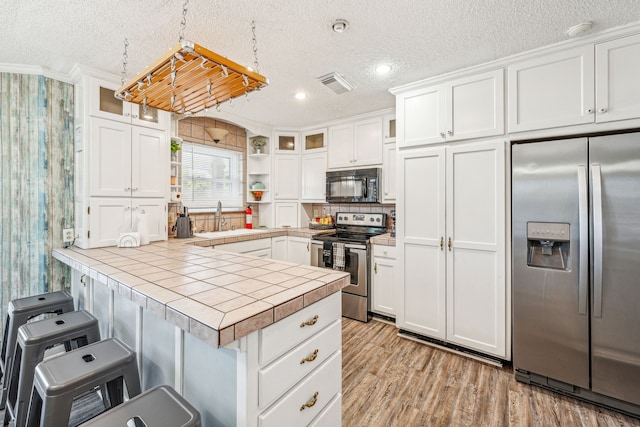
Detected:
[
  {"left": 374, "top": 262, "right": 377, "bottom": 274},
  {"left": 440, "top": 132, "right": 446, "bottom": 138},
  {"left": 447, "top": 130, "right": 453, "bottom": 136},
  {"left": 125, "top": 187, "right": 131, "bottom": 191},
  {"left": 448, "top": 237, "right": 452, "bottom": 251},
  {"left": 586, "top": 108, "right": 594, "bottom": 114},
  {"left": 598, "top": 107, "right": 607, "bottom": 113},
  {"left": 132, "top": 187, "right": 138, "bottom": 191},
  {"left": 132, "top": 114, "right": 138, "bottom": 119}
]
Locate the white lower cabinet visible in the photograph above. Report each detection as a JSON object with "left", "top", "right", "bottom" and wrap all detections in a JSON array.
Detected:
[
  {"left": 396, "top": 140, "right": 508, "bottom": 359},
  {"left": 371, "top": 245, "right": 397, "bottom": 317},
  {"left": 88, "top": 197, "right": 166, "bottom": 247},
  {"left": 214, "top": 238, "right": 272, "bottom": 257},
  {"left": 271, "top": 236, "right": 288, "bottom": 261},
  {"left": 257, "top": 292, "right": 342, "bottom": 427},
  {"left": 287, "top": 236, "right": 311, "bottom": 265}
]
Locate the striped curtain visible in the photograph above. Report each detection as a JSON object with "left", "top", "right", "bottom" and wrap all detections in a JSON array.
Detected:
[{"left": 0, "top": 73, "right": 74, "bottom": 327}]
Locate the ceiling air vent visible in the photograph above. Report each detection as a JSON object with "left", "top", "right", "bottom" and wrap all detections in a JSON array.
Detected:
[{"left": 317, "top": 72, "right": 355, "bottom": 94}]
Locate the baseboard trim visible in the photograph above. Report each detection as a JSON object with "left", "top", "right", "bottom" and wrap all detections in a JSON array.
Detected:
[{"left": 397, "top": 330, "right": 504, "bottom": 368}]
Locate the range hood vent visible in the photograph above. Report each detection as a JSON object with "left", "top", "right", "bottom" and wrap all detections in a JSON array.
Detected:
[{"left": 317, "top": 72, "right": 355, "bottom": 94}]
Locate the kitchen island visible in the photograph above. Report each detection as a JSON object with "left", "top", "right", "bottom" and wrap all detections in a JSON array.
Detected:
[{"left": 52, "top": 236, "right": 348, "bottom": 427}]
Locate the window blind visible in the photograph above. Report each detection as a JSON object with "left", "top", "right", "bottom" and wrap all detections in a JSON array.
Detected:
[{"left": 181, "top": 142, "right": 243, "bottom": 209}]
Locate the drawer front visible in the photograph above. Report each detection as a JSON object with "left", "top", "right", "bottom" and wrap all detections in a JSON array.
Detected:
[
  {"left": 260, "top": 292, "right": 341, "bottom": 365},
  {"left": 309, "top": 393, "right": 342, "bottom": 427},
  {"left": 373, "top": 244, "right": 397, "bottom": 258},
  {"left": 259, "top": 319, "right": 341, "bottom": 408},
  {"left": 259, "top": 351, "right": 342, "bottom": 427}
]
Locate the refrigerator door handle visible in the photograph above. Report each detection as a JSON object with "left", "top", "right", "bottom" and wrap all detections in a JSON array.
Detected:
[
  {"left": 578, "top": 165, "right": 588, "bottom": 315},
  {"left": 592, "top": 164, "right": 604, "bottom": 318}
]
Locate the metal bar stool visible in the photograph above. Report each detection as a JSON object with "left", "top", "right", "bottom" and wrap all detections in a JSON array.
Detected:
[
  {"left": 25, "top": 337, "right": 141, "bottom": 427},
  {"left": 79, "top": 385, "right": 201, "bottom": 427},
  {"left": 0, "top": 290, "right": 74, "bottom": 409},
  {"left": 3, "top": 310, "right": 101, "bottom": 427}
]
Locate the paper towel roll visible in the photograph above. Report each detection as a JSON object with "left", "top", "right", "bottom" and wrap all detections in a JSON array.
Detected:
[
  {"left": 171, "top": 191, "right": 182, "bottom": 202},
  {"left": 137, "top": 210, "right": 150, "bottom": 245}
]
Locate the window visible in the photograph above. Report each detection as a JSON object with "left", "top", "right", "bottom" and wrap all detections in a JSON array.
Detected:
[{"left": 181, "top": 142, "right": 243, "bottom": 210}]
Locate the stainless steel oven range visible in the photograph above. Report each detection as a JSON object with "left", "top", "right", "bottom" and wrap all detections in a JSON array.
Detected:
[{"left": 310, "top": 212, "right": 386, "bottom": 322}]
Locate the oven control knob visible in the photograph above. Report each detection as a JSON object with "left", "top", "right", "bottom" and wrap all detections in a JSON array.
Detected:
[{"left": 376, "top": 218, "right": 381, "bottom": 222}]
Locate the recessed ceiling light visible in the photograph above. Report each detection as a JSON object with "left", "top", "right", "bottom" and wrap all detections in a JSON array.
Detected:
[
  {"left": 566, "top": 21, "right": 593, "bottom": 37},
  {"left": 331, "top": 19, "right": 349, "bottom": 33},
  {"left": 295, "top": 92, "right": 307, "bottom": 100},
  {"left": 375, "top": 64, "right": 392, "bottom": 74}
]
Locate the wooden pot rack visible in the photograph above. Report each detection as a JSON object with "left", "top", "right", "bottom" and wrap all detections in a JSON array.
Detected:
[{"left": 115, "top": 40, "right": 268, "bottom": 115}]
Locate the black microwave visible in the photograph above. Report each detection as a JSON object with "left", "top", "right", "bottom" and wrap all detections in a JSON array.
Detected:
[{"left": 325, "top": 168, "right": 381, "bottom": 203}]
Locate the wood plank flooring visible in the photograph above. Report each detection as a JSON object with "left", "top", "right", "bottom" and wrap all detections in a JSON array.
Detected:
[{"left": 342, "top": 318, "right": 640, "bottom": 427}]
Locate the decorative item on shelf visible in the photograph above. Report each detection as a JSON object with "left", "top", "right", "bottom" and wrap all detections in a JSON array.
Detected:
[
  {"left": 250, "top": 136, "right": 267, "bottom": 154},
  {"left": 170, "top": 137, "right": 182, "bottom": 162},
  {"left": 205, "top": 127, "right": 229, "bottom": 143},
  {"left": 250, "top": 181, "right": 265, "bottom": 189},
  {"left": 250, "top": 190, "right": 263, "bottom": 201}
]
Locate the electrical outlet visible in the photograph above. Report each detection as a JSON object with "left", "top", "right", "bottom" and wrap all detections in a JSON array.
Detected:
[{"left": 63, "top": 228, "right": 74, "bottom": 243}]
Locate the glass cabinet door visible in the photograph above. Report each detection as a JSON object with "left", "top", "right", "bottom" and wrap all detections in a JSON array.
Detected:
[
  {"left": 274, "top": 131, "right": 299, "bottom": 153},
  {"left": 302, "top": 128, "right": 327, "bottom": 152}
]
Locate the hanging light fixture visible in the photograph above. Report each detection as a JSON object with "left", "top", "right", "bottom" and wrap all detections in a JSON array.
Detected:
[
  {"left": 205, "top": 127, "right": 229, "bottom": 143},
  {"left": 115, "top": 2, "right": 268, "bottom": 115}
]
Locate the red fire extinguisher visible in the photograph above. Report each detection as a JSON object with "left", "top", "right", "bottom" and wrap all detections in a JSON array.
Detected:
[{"left": 246, "top": 205, "right": 253, "bottom": 229}]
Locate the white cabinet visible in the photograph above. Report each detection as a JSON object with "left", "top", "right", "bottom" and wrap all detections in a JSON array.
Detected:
[
  {"left": 75, "top": 71, "right": 169, "bottom": 249},
  {"left": 508, "top": 45, "right": 594, "bottom": 132},
  {"left": 301, "top": 128, "right": 327, "bottom": 152},
  {"left": 396, "top": 69, "right": 504, "bottom": 147},
  {"left": 327, "top": 117, "right": 383, "bottom": 169},
  {"left": 383, "top": 114, "right": 396, "bottom": 143},
  {"left": 509, "top": 35, "right": 640, "bottom": 133},
  {"left": 215, "top": 238, "right": 272, "bottom": 258},
  {"left": 595, "top": 33, "right": 640, "bottom": 124},
  {"left": 90, "top": 77, "right": 169, "bottom": 130},
  {"left": 89, "top": 118, "right": 166, "bottom": 198},
  {"left": 274, "top": 131, "right": 299, "bottom": 154},
  {"left": 273, "top": 155, "right": 300, "bottom": 200},
  {"left": 371, "top": 245, "right": 397, "bottom": 317},
  {"left": 271, "top": 236, "right": 288, "bottom": 261},
  {"left": 274, "top": 202, "right": 298, "bottom": 228},
  {"left": 88, "top": 197, "right": 166, "bottom": 247},
  {"left": 287, "top": 236, "right": 311, "bottom": 265},
  {"left": 256, "top": 292, "right": 342, "bottom": 426},
  {"left": 396, "top": 140, "right": 507, "bottom": 358},
  {"left": 301, "top": 152, "right": 327, "bottom": 202},
  {"left": 382, "top": 142, "right": 397, "bottom": 202}
]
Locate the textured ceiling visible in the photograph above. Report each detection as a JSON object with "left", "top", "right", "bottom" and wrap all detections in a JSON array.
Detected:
[{"left": 1, "top": 1, "right": 639, "bottom": 128}]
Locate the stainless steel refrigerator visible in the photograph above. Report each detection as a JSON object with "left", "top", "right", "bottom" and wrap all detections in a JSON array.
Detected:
[{"left": 512, "top": 132, "right": 640, "bottom": 416}]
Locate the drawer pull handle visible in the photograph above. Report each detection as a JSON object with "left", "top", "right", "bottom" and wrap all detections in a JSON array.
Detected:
[
  {"left": 300, "top": 392, "right": 319, "bottom": 411},
  {"left": 300, "top": 315, "right": 318, "bottom": 328},
  {"left": 300, "top": 349, "right": 319, "bottom": 364}
]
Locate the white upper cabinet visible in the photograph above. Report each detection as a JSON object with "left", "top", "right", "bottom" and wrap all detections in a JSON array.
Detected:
[
  {"left": 90, "top": 78, "right": 169, "bottom": 130},
  {"left": 327, "top": 117, "right": 383, "bottom": 169},
  {"left": 273, "top": 155, "right": 300, "bottom": 200},
  {"left": 89, "top": 118, "right": 166, "bottom": 198},
  {"left": 595, "top": 33, "right": 640, "bottom": 123},
  {"left": 274, "top": 131, "right": 299, "bottom": 154},
  {"left": 383, "top": 114, "right": 396, "bottom": 143},
  {"left": 301, "top": 152, "right": 327, "bottom": 202},
  {"left": 382, "top": 142, "right": 397, "bottom": 202},
  {"left": 397, "top": 69, "right": 504, "bottom": 148},
  {"left": 509, "top": 34, "right": 640, "bottom": 133},
  {"left": 508, "top": 45, "right": 595, "bottom": 132},
  {"left": 301, "top": 128, "right": 327, "bottom": 152}
]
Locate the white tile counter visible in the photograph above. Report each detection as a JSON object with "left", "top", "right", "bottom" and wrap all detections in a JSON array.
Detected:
[{"left": 52, "top": 236, "right": 348, "bottom": 347}]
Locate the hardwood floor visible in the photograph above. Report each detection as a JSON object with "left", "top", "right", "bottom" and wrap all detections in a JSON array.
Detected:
[{"left": 342, "top": 318, "right": 640, "bottom": 427}]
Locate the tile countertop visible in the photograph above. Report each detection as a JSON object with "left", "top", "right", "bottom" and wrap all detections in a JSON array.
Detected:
[
  {"left": 52, "top": 231, "right": 349, "bottom": 348},
  {"left": 369, "top": 233, "right": 396, "bottom": 246}
]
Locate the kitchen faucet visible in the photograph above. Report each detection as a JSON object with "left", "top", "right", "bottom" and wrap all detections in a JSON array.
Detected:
[{"left": 215, "top": 200, "right": 226, "bottom": 231}]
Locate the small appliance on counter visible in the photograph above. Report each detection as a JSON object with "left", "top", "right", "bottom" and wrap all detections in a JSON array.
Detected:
[{"left": 173, "top": 207, "right": 193, "bottom": 238}]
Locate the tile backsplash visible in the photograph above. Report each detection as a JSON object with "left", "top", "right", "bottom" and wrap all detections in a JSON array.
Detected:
[{"left": 309, "top": 203, "right": 396, "bottom": 230}]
